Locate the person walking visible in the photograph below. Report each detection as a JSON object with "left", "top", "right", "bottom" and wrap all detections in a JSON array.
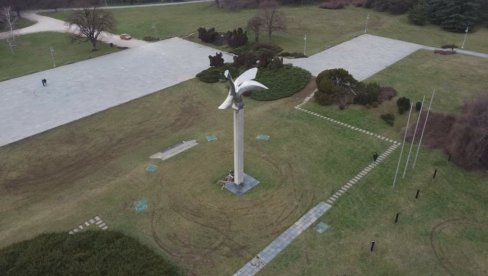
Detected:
[
  {"left": 41, "top": 79, "right": 47, "bottom": 87},
  {"left": 373, "top": 152, "right": 379, "bottom": 162}
]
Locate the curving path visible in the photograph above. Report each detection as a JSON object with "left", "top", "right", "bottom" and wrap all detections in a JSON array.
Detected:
[{"left": 0, "top": 12, "right": 147, "bottom": 48}]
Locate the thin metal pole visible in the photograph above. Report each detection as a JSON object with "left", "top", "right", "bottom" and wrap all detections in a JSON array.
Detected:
[
  {"left": 50, "top": 47, "right": 56, "bottom": 68},
  {"left": 303, "top": 34, "right": 307, "bottom": 56},
  {"left": 461, "top": 26, "right": 469, "bottom": 49},
  {"left": 412, "top": 89, "right": 436, "bottom": 169},
  {"left": 393, "top": 105, "right": 413, "bottom": 189},
  {"left": 364, "top": 14, "right": 370, "bottom": 34},
  {"left": 402, "top": 96, "right": 425, "bottom": 178}
]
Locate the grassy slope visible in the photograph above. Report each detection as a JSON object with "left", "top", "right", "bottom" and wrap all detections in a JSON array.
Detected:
[
  {"left": 260, "top": 50, "right": 488, "bottom": 275},
  {"left": 0, "top": 79, "right": 390, "bottom": 275},
  {"left": 45, "top": 4, "right": 488, "bottom": 54},
  {"left": 304, "top": 50, "right": 488, "bottom": 140},
  {"left": 0, "top": 32, "right": 119, "bottom": 81}
]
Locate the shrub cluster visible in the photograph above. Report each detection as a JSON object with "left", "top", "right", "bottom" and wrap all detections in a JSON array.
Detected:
[
  {"left": 197, "top": 27, "right": 219, "bottom": 43},
  {"left": 209, "top": 52, "right": 225, "bottom": 67},
  {"left": 315, "top": 69, "right": 394, "bottom": 108},
  {"left": 226, "top": 28, "right": 248, "bottom": 48},
  {"left": 196, "top": 41, "right": 310, "bottom": 101}
]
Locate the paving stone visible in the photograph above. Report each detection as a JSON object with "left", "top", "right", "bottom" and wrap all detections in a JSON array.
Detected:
[
  {"left": 89, "top": 219, "right": 95, "bottom": 224},
  {"left": 94, "top": 216, "right": 101, "bottom": 221},
  {"left": 95, "top": 220, "right": 103, "bottom": 225}
]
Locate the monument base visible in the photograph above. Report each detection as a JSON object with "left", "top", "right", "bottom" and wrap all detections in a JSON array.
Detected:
[{"left": 223, "top": 174, "right": 260, "bottom": 196}]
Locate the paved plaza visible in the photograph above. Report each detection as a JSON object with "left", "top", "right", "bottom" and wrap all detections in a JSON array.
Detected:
[
  {"left": 289, "top": 34, "right": 423, "bottom": 80},
  {"left": 0, "top": 38, "right": 232, "bottom": 146}
]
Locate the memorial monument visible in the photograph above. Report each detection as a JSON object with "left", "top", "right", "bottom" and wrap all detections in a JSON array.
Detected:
[{"left": 219, "top": 68, "right": 268, "bottom": 194}]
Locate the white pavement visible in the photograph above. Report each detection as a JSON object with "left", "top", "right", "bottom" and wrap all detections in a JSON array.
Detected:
[
  {"left": 288, "top": 34, "right": 423, "bottom": 79},
  {"left": 0, "top": 38, "right": 232, "bottom": 147}
]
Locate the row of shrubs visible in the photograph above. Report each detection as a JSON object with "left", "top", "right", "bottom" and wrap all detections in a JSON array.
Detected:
[{"left": 198, "top": 27, "right": 248, "bottom": 48}]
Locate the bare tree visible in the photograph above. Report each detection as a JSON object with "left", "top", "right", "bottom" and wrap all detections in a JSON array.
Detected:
[
  {"left": 257, "top": 0, "right": 286, "bottom": 41},
  {"left": 1, "top": 6, "right": 17, "bottom": 54},
  {"left": 247, "top": 15, "right": 263, "bottom": 42},
  {"left": 68, "top": 6, "right": 115, "bottom": 50}
]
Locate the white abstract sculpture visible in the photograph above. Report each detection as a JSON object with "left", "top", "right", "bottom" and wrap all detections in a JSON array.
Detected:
[{"left": 219, "top": 68, "right": 268, "bottom": 185}]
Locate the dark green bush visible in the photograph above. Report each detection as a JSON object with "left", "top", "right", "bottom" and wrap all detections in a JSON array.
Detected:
[
  {"left": 315, "top": 68, "right": 359, "bottom": 106},
  {"left": 381, "top": 113, "right": 395, "bottom": 126},
  {"left": 209, "top": 52, "right": 224, "bottom": 67},
  {"left": 354, "top": 82, "right": 381, "bottom": 105},
  {"left": 408, "top": 0, "right": 428, "bottom": 25},
  {"left": 279, "top": 52, "right": 307, "bottom": 58},
  {"left": 225, "top": 28, "right": 248, "bottom": 48},
  {"left": 196, "top": 64, "right": 239, "bottom": 83},
  {"left": 198, "top": 27, "right": 219, "bottom": 43},
  {"left": 397, "top": 97, "right": 411, "bottom": 114},
  {"left": 0, "top": 231, "right": 181, "bottom": 276},
  {"left": 251, "top": 66, "right": 311, "bottom": 101}
]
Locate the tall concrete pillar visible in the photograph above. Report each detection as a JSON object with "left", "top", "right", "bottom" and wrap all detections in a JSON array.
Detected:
[{"left": 234, "top": 109, "right": 244, "bottom": 185}]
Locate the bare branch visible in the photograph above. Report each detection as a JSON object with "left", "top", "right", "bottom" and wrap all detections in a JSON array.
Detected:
[{"left": 68, "top": 6, "right": 115, "bottom": 50}]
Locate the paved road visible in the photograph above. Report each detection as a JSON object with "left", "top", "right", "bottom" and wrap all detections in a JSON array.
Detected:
[{"left": 0, "top": 38, "right": 231, "bottom": 147}]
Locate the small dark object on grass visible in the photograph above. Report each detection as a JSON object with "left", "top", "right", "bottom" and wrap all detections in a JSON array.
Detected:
[
  {"left": 378, "top": 86, "right": 397, "bottom": 102},
  {"left": 441, "top": 44, "right": 458, "bottom": 52},
  {"left": 110, "top": 42, "right": 113, "bottom": 47},
  {"left": 373, "top": 152, "right": 379, "bottom": 162},
  {"left": 143, "top": 36, "right": 160, "bottom": 42},
  {"left": 434, "top": 49, "right": 456, "bottom": 55},
  {"left": 370, "top": 240, "right": 376, "bottom": 252},
  {"left": 415, "top": 189, "right": 420, "bottom": 199},
  {"left": 394, "top": 213, "right": 400, "bottom": 224},
  {"left": 381, "top": 113, "right": 395, "bottom": 126},
  {"left": 415, "top": 101, "right": 422, "bottom": 111},
  {"left": 433, "top": 169, "right": 437, "bottom": 179}
]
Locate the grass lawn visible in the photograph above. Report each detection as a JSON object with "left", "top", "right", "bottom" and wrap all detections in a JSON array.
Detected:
[
  {"left": 0, "top": 78, "right": 390, "bottom": 274},
  {"left": 44, "top": 3, "right": 488, "bottom": 54},
  {"left": 15, "top": 18, "right": 35, "bottom": 29},
  {"left": 261, "top": 146, "right": 488, "bottom": 275},
  {"left": 260, "top": 49, "right": 488, "bottom": 275},
  {"left": 0, "top": 32, "right": 120, "bottom": 81},
  {"left": 304, "top": 50, "right": 488, "bottom": 140}
]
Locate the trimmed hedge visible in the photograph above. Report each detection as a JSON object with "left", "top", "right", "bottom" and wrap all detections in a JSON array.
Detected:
[
  {"left": 0, "top": 231, "right": 181, "bottom": 276},
  {"left": 252, "top": 65, "right": 311, "bottom": 101}
]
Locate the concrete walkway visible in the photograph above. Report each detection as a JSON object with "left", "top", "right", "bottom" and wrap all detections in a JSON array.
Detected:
[{"left": 0, "top": 38, "right": 231, "bottom": 147}]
